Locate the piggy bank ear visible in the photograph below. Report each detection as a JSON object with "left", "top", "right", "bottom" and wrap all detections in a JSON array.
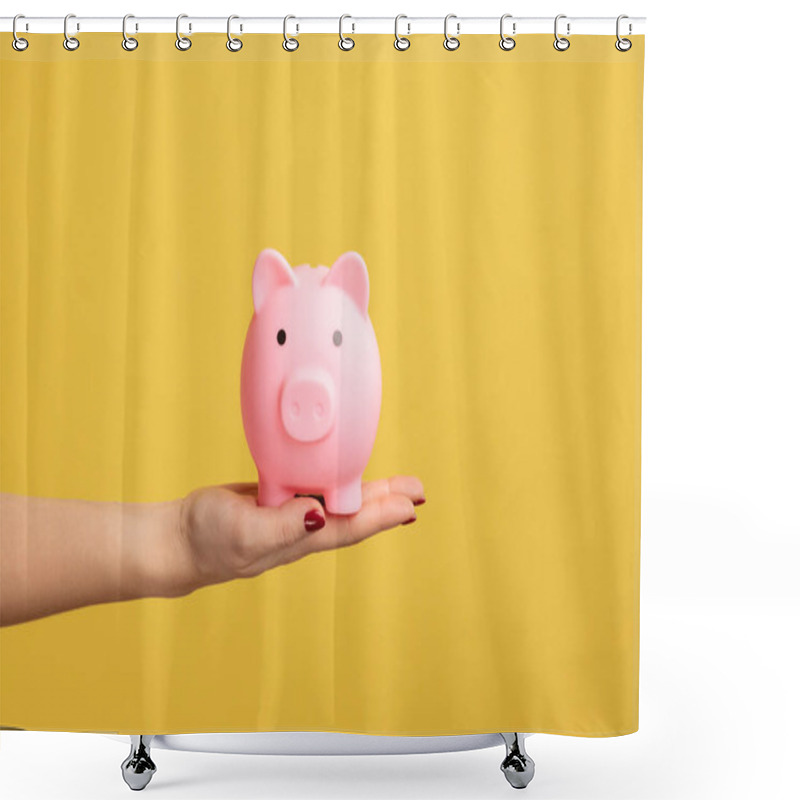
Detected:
[
  {"left": 325, "top": 252, "right": 369, "bottom": 317},
  {"left": 252, "top": 249, "right": 296, "bottom": 313}
]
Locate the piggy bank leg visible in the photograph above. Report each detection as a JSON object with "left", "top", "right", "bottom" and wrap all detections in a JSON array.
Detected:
[
  {"left": 324, "top": 478, "right": 362, "bottom": 515},
  {"left": 258, "top": 479, "right": 295, "bottom": 509}
]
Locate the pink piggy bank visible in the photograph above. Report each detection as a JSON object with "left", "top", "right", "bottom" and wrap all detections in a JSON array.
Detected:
[{"left": 240, "top": 249, "right": 382, "bottom": 514}]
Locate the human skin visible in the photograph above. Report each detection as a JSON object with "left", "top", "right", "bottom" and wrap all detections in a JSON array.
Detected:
[{"left": 0, "top": 476, "right": 424, "bottom": 627}]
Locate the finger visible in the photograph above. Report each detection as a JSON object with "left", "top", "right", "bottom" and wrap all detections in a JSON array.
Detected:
[
  {"left": 241, "top": 495, "right": 326, "bottom": 560},
  {"left": 287, "top": 492, "right": 417, "bottom": 560},
  {"left": 362, "top": 475, "right": 426, "bottom": 506}
]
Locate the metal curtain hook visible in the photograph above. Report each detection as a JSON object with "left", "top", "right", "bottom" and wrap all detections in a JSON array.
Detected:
[
  {"left": 339, "top": 14, "right": 355, "bottom": 50},
  {"left": 176, "top": 14, "right": 192, "bottom": 51},
  {"left": 63, "top": 13, "right": 80, "bottom": 51},
  {"left": 12, "top": 14, "right": 29, "bottom": 51},
  {"left": 394, "top": 14, "right": 410, "bottom": 51},
  {"left": 283, "top": 15, "right": 299, "bottom": 51},
  {"left": 499, "top": 14, "right": 516, "bottom": 51},
  {"left": 227, "top": 15, "right": 243, "bottom": 51},
  {"left": 122, "top": 14, "right": 138, "bottom": 51},
  {"left": 444, "top": 14, "right": 460, "bottom": 51},
  {"left": 553, "top": 14, "right": 570, "bottom": 51},
  {"left": 616, "top": 14, "right": 632, "bottom": 51}
]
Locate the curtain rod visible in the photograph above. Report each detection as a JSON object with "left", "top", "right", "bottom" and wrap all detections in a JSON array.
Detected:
[{"left": 2, "top": 16, "right": 646, "bottom": 36}]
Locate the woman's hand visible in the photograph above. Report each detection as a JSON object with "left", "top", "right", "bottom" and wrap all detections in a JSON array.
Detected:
[
  {"left": 171, "top": 477, "right": 425, "bottom": 595},
  {"left": 0, "top": 478, "right": 424, "bottom": 627}
]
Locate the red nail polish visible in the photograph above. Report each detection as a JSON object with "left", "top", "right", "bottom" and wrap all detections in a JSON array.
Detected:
[
  {"left": 413, "top": 498, "right": 426, "bottom": 507},
  {"left": 402, "top": 516, "right": 417, "bottom": 525},
  {"left": 304, "top": 510, "right": 326, "bottom": 532}
]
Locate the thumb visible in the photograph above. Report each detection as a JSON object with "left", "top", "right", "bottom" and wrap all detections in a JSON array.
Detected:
[{"left": 269, "top": 496, "right": 326, "bottom": 549}]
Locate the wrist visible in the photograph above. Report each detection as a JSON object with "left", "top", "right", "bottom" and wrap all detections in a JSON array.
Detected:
[{"left": 125, "top": 499, "right": 198, "bottom": 601}]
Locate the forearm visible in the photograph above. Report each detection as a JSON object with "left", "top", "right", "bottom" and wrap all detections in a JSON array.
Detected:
[{"left": 0, "top": 493, "right": 190, "bottom": 627}]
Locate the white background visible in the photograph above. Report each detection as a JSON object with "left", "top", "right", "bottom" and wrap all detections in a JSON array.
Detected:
[{"left": 1, "top": 1, "right": 798, "bottom": 798}]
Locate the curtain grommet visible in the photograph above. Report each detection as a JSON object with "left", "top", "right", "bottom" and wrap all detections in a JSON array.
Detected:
[
  {"left": 283, "top": 15, "right": 299, "bottom": 52},
  {"left": 338, "top": 15, "right": 355, "bottom": 51},
  {"left": 615, "top": 15, "right": 632, "bottom": 51},
  {"left": 12, "top": 15, "right": 29, "bottom": 51},
  {"left": 394, "top": 15, "right": 411, "bottom": 51},
  {"left": 553, "top": 14, "right": 570, "bottom": 52},
  {"left": 63, "top": 13, "right": 80, "bottom": 51},
  {"left": 226, "top": 15, "right": 243, "bottom": 52},
  {"left": 499, "top": 14, "right": 516, "bottom": 51},
  {"left": 175, "top": 14, "right": 192, "bottom": 51},
  {"left": 121, "top": 14, "right": 139, "bottom": 51},
  {"left": 443, "top": 14, "right": 460, "bottom": 51}
]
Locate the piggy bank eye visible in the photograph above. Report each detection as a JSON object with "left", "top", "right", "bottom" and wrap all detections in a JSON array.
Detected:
[
  {"left": 333, "top": 330, "right": 343, "bottom": 347},
  {"left": 277, "top": 329, "right": 287, "bottom": 346}
]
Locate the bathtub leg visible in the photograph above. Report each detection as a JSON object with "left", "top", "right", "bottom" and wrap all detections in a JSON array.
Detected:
[
  {"left": 121, "top": 735, "right": 156, "bottom": 791},
  {"left": 500, "top": 733, "right": 535, "bottom": 789}
]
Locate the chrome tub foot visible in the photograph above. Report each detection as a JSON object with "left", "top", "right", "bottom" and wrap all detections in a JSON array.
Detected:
[
  {"left": 500, "top": 733, "right": 535, "bottom": 789},
  {"left": 121, "top": 735, "right": 156, "bottom": 791}
]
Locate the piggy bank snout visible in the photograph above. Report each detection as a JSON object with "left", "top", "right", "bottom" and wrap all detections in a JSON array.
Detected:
[{"left": 280, "top": 369, "right": 336, "bottom": 443}]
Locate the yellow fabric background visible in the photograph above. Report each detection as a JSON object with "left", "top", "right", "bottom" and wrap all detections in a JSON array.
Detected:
[{"left": 0, "top": 34, "right": 643, "bottom": 736}]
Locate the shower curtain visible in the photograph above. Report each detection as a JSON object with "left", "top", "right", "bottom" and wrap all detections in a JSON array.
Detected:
[{"left": 0, "top": 32, "right": 643, "bottom": 737}]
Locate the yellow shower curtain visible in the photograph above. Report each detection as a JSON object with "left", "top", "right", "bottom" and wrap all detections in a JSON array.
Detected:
[{"left": 0, "top": 33, "right": 643, "bottom": 736}]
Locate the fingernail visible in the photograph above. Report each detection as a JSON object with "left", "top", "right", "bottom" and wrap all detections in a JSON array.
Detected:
[
  {"left": 402, "top": 515, "right": 417, "bottom": 525},
  {"left": 413, "top": 497, "right": 426, "bottom": 507},
  {"left": 304, "top": 510, "right": 326, "bottom": 532}
]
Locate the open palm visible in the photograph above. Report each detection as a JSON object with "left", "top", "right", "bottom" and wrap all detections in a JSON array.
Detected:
[{"left": 176, "top": 476, "right": 425, "bottom": 591}]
